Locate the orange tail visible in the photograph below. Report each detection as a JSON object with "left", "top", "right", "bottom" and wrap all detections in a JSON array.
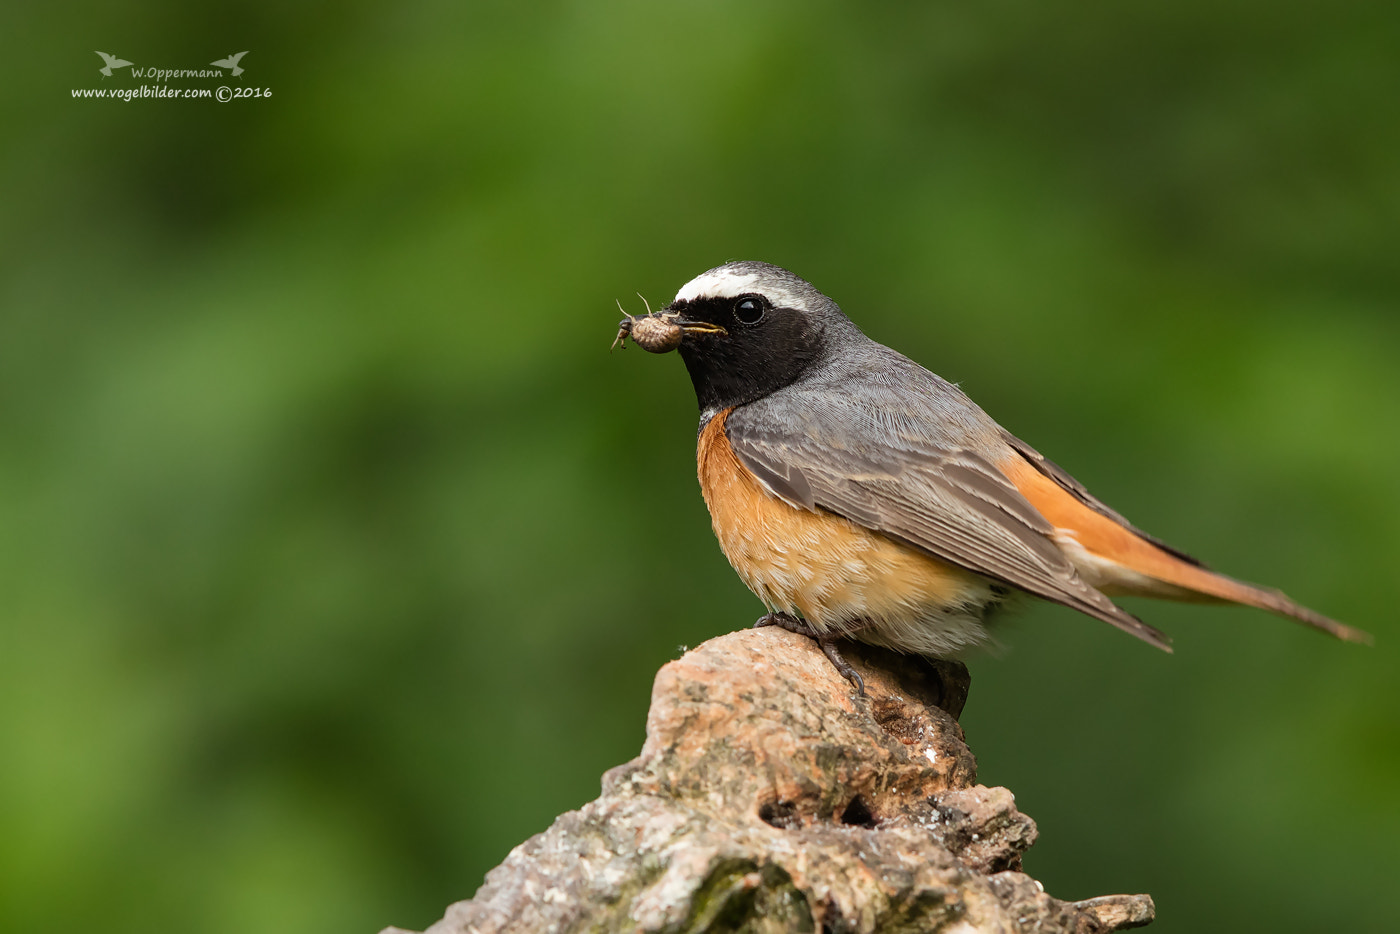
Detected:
[{"left": 1003, "top": 453, "right": 1372, "bottom": 645}]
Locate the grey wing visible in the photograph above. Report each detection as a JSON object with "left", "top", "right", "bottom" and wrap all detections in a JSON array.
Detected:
[{"left": 726, "top": 406, "right": 1172, "bottom": 651}]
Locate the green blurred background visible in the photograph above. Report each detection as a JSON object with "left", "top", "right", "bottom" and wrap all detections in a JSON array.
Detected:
[{"left": 3, "top": 1, "right": 1397, "bottom": 931}]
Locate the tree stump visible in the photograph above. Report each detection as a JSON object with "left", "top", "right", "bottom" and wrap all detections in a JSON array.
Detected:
[{"left": 384, "top": 628, "right": 1154, "bottom": 933}]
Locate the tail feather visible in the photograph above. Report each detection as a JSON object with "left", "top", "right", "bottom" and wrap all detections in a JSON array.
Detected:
[
  {"left": 1002, "top": 449, "right": 1372, "bottom": 645},
  {"left": 1172, "top": 568, "right": 1372, "bottom": 644}
]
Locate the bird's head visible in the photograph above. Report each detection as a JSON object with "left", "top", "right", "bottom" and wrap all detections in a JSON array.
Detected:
[{"left": 615, "top": 261, "right": 859, "bottom": 413}]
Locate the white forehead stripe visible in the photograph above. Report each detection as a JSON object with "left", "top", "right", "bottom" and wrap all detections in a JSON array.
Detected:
[
  {"left": 674, "top": 269, "right": 806, "bottom": 308},
  {"left": 674, "top": 270, "right": 762, "bottom": 302}
]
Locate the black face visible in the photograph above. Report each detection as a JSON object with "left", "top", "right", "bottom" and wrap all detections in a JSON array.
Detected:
[{"left": 666, "top": 292, "right": 827, "bottom": 413}]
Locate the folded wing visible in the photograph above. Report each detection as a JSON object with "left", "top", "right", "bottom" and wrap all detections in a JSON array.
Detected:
[{"left": 726, "top": 401, "right": 1173, "bottom": 650}]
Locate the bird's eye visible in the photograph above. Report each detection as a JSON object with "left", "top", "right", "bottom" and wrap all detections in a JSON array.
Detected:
[{"left": 734, "top": 296, "right": 766, "bottom": 324}]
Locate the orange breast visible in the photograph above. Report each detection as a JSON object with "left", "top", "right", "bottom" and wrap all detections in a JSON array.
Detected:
[{"left": 697, "top": 409, "right": 995, "bottom": 653}]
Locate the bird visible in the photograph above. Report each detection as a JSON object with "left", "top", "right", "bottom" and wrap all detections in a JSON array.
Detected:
[
  {"left": 95, "top": 52, "right": 133, "bottom": 77},
  {"left": 211, "top": 52, "right": 248, "bottom": 76},
  {"left": 614, "top": 261, "right": 1370, "bottom": 693}
]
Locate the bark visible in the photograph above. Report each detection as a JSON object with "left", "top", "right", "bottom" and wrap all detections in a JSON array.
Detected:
[{"left": 384, "top": 629, "right": 1153, "bottom": 934}]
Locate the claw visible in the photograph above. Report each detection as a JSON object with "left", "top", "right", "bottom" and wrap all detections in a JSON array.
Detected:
[
  {"left": 752, "top": 613, "right": 868, "bottom": 697},
  {"left": 818, "top": 639, "right": 866, "bottom": 697}
]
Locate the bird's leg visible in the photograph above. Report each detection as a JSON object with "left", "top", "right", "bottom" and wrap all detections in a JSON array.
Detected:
[{"left": 753, "top": 612, "right": 867, "bottom": 697}]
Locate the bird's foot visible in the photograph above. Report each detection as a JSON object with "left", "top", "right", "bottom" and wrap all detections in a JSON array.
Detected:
[
  {"left": 815, "top": 639, "right": 865, "bottom": 697},
  {"left": 752, "top": 611, "right": 807, "bottom": 632},
  {"left": 753, "top": 612, "right": 867, "bottom": 697}
]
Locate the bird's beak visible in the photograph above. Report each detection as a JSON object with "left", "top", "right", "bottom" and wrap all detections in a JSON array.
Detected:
[
  {"left": 612, "top": 309, "right": 727, "bottom": 353},
  {"left": 666, "top": 314, "right": 728, "bottom": 338}
]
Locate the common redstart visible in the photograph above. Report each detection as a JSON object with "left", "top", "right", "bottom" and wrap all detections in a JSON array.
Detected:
[{"left": 614, "top": 261, "right": 1370, "bottom": 692}]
